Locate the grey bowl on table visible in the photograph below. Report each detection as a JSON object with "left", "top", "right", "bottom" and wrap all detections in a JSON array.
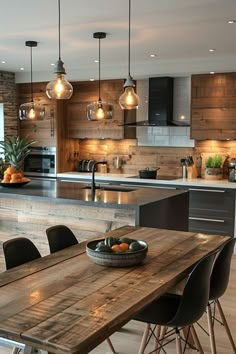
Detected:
[{"left": 86, "top": 239, "right": 148, "bottom": 267}]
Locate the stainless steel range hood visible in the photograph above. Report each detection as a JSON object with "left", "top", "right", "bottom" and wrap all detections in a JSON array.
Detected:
[{"left": 123, "top": 77, "right": 190, "bottom": 127}]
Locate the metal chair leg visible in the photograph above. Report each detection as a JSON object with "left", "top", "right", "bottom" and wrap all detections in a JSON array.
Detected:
[
  {"left": 216, "top": 299, "right": 236, "bottom": 353},
  {"left": 138, "top": 323, "right": 151, "bottom": 354},
  {"left": 106, "top": 337, "right": 116, "bottom": 353},
  {"left": 207, "top": 302, "right": 217, "bottom": 354}
]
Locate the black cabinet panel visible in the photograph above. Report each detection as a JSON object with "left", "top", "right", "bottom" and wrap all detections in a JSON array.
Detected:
[
  {"left": 188, "top": 188, "right": 235, "bottom": 237},
  {"left": 148, "top": 77, "right": 173, "bottom": 125}
]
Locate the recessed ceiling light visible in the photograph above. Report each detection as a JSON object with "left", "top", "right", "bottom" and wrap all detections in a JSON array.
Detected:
[
  {"left": 94, "top": 60, "right": 99, "bottom": 63},
  {"left": 1, "top": 60, "right": 6, "bottom": 64},
  {"left": 210, "top": 71, "right": 215, "bottom": 74},
  {"left": 150, "top": 54, "right": 157, "bottom": 58},
  {"left": 228, "top": 19, "right": 236, "bottom": 24},
  {"left": 209, "top": 48, "right": 216, "bottom": 52},
  {"left": 50, "top": 63, "right": 55, "bottom": 66},
  {"left": 20, "top": 67, "right": 25, "bottom": 71},
  {"left": 89, "top": 78, "right": 95, "bottom": 81}
]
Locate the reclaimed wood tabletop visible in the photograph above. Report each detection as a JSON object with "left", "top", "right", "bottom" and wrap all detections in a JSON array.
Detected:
[{"left": 0, "top": 226, "right": 230, "bottom": 354}]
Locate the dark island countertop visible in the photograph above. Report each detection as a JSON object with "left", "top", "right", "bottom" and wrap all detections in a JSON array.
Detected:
[{"left": 0, "top": 179, "right": 187, "bottom": 209}]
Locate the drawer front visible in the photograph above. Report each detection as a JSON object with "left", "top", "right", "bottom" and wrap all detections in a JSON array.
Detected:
[
  {"left": 189, "top": 188, "right": 235, "bottom": 218},
  {"left": 189, "top": 216, "right": 234, "bottom": 236}
]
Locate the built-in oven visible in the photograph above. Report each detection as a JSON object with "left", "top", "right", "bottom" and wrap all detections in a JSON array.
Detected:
[{"left": 24, "top": 147, "right": 56, "bottom": 178}]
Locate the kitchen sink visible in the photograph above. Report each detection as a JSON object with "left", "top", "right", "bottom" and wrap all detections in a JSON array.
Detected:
[{"left": 81, "top": 186, "right": 137, "bottom": 192}]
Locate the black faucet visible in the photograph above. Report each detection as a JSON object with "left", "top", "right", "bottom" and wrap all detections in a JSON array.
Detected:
[{"left": 91, "top": 161, "right": 108, "bottom": 195}]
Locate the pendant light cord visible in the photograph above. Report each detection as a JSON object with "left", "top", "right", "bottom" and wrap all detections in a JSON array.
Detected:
[
  {"left": 128, "top": 0, "right": 131, "bottom": 76},
  {"left": 98, "top": 38, "right": 101, "bottom": 101},
  {"left": 58, "top": 0, "right": 61, "bottom": 60},
  {"left": 30, "top": 45, "right": 33, "bottom": 103}
]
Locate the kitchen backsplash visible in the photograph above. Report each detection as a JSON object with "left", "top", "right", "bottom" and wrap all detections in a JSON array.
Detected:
[
  {"left": 78, "top": 139, "right": 236, "bottom": 178},
  {"left": 136, "top": 126, "right": 194, "bottom": 147}
]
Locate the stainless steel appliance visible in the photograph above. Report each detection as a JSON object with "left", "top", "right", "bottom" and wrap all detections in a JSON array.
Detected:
[
  {"left": 78, "top": 159, "right": 97, "bottom": 172},
  {"left": 24, "top": 147, "right": 56, "bottom": 178},
  {"left": 228, "top": 159, "right": 236, "bottom": 182}
]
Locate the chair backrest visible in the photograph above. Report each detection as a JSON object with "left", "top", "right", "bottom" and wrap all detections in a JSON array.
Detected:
[
  {"left": 3, "top": 237, "right": 41, "bottom": 270},
  {"left": 167, "top": 251, "right": 216, "bottom": 328},
  {"left": 46, "top": 225, "right": 78, "bottom": 253},
  {"left": 210, "top": 237, "right": 236, "bottom": 301}
]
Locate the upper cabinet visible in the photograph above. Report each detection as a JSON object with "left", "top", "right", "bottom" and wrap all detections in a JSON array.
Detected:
[
  {"left": 66, "top": 79, "right": 135, "bottom": 139},
  {"left": 18, "top": 82, "right": 57, "bottom": 147},
  {"left": 191, "top": 73, "right": 236, "bottom": 140}
]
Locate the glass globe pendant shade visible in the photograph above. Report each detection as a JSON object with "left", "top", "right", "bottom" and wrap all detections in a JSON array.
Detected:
[
  {"left": 46, "top": 0, "right": 73, "bottom": 100},
  {"left": 119, "top": 85, "right": 139, "bottom": 110},
  {"left": 46, "top": 73, "right": 73, "bottom": 100},
  {"left": 19, "top": 102, "right": 45, "bottom": 121},
  {"left": 87, "top": 100, "right": 113, "bottom": 121}
]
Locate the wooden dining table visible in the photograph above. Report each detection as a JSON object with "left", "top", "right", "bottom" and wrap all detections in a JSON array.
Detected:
[{"left": 0, "top": 226, "right": 230, "bottom": 354}]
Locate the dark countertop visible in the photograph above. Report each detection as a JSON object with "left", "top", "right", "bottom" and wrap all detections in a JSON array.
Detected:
[{"left": 0, "top": 179, "right": 187, "bottom": 209}]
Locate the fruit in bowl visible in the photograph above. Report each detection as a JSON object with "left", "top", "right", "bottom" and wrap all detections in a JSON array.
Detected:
[
  {"left": 86, "top": 236, "right": 148, "bottom": 267},
  {"left": 1, "top": 166, "right": 29, "bottom": 183}
]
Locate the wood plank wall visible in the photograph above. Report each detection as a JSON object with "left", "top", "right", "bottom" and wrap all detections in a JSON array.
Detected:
[
  {"left": 0, "top": 197, "right": 136, "bottom": 271},
  {"left": 79, "top": 139, "right": 236, "bottom": 178},
  {"left": 78, "top": 139, "right": 194, "bottom": 177}
]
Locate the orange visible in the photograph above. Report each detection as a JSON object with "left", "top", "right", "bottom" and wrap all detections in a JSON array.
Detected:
[
  {"left": 5, "top": 167, "right": 16, "bottom": 175},
  {"left": 111, "top": 244, "right": 122, "bottom": 252},
  {"left": 119, "top": 243, "right": 129, "bottom": 251}
]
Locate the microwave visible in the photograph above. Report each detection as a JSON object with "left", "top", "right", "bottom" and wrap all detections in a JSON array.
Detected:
[{"left": 24, "top": 147, "right": 56, "bottom": 178}]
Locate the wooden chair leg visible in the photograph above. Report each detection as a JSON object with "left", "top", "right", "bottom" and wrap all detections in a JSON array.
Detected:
[
  {"left": 138, "top": 323, "right": 151, "bottom": 354},
  {"left": 156, "top": 326, "right": 167, "bottom": 354},
  {"left": 190, "top": 325, "right": 204, "bottom": 354},
  {"left": 216, "top": 299, "right": 236, "bottom": 353},
  {"left": 175, "top": 329, "right": 182, "bottom": 354},
  {"left": 207, "top": 302, "right": 217, "bottom": 354},
  {"left": 106, "top": 337, "right": 116, "bottom": 353},
  {"left": 154, "top": 325, "right": 161, "bottom": 354},
  {"left": 11, "top": 348, "right": 20, "bottom": 354}
]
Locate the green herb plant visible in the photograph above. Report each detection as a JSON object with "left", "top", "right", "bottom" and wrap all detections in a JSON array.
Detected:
[{"left": 205, "top": 154, "right": 223, "bottom": 168}]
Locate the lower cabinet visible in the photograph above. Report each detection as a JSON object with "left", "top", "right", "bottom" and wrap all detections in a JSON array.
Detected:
[
  {"left": 121, "top": 183, "right": 236, "bottom": 237},
  {"left": 188, "top": 187, "right": 235, "bottom": 237}
]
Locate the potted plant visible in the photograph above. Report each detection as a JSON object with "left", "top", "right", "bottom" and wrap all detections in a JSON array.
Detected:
[{"left": 204, "top": 154, "right": 223, "bottom": 180}]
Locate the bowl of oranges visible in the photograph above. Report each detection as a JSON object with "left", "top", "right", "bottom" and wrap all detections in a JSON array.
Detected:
[
  {"left": 0, "top": 167, "right": 31, "bottom": 188},
  {"left": 86, "top": 236, "right": 148, "bottom": 267}
]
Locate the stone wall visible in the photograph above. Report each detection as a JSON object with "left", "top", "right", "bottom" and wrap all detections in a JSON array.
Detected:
[{"left": 0, "top": 71, "right": 18, "bottom": 138}]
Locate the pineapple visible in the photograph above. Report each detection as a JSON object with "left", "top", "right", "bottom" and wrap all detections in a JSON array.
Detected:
[{"left": 0, "top": 135, "right": 36, "bottom": 172}]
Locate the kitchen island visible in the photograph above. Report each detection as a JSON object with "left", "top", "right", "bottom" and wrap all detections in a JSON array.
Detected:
[{"left": 0, "top": 179, "right": 188, "bottom": 269}]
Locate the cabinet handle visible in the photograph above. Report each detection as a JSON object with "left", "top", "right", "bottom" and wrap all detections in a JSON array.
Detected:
[
  {"left": 120, "top": 184, "right": 177, "bottom": 189},
  {"left": 189, "top": 216, "right": 225, "bottom": 223},
  {"left": 189, "top": 188, "right": 225, "bottom": 193}
]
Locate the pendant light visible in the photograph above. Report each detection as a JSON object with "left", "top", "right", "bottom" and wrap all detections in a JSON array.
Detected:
[
  {"left": 46, "top": 0, "right": 73, "bottom": 99},
  {"left": 119, "top": 0, "right": 139, "bottom": 110},
  {"left": 19, "top": 41, "right": 45, "bottom": 121},
  {"left": 87, "top": 32, "right": 113, "bottom": 121}
]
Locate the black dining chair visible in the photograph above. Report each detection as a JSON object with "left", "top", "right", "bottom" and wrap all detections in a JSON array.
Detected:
[
  {"left": 3, "top": 237, "right": 41, "bottom": 270},
  {"left": 1, "top": 237, "right": 41, "bottom": 354},
  {"left": 46, "top": 224, "right": 116, "bottom": 354},
  {"left": 46, "top": 224, "right": 79, "bottom": 253},
  {"left": 133, "top": 252, "right": 216, "bottom": 354},
  {"left": 204, "top": 237, "right": 236, "bottom": 354}
]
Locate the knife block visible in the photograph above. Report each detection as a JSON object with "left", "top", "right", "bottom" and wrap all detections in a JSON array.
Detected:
[{"left": 187, "top": 165, "right": 198, "bottom": 179}]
